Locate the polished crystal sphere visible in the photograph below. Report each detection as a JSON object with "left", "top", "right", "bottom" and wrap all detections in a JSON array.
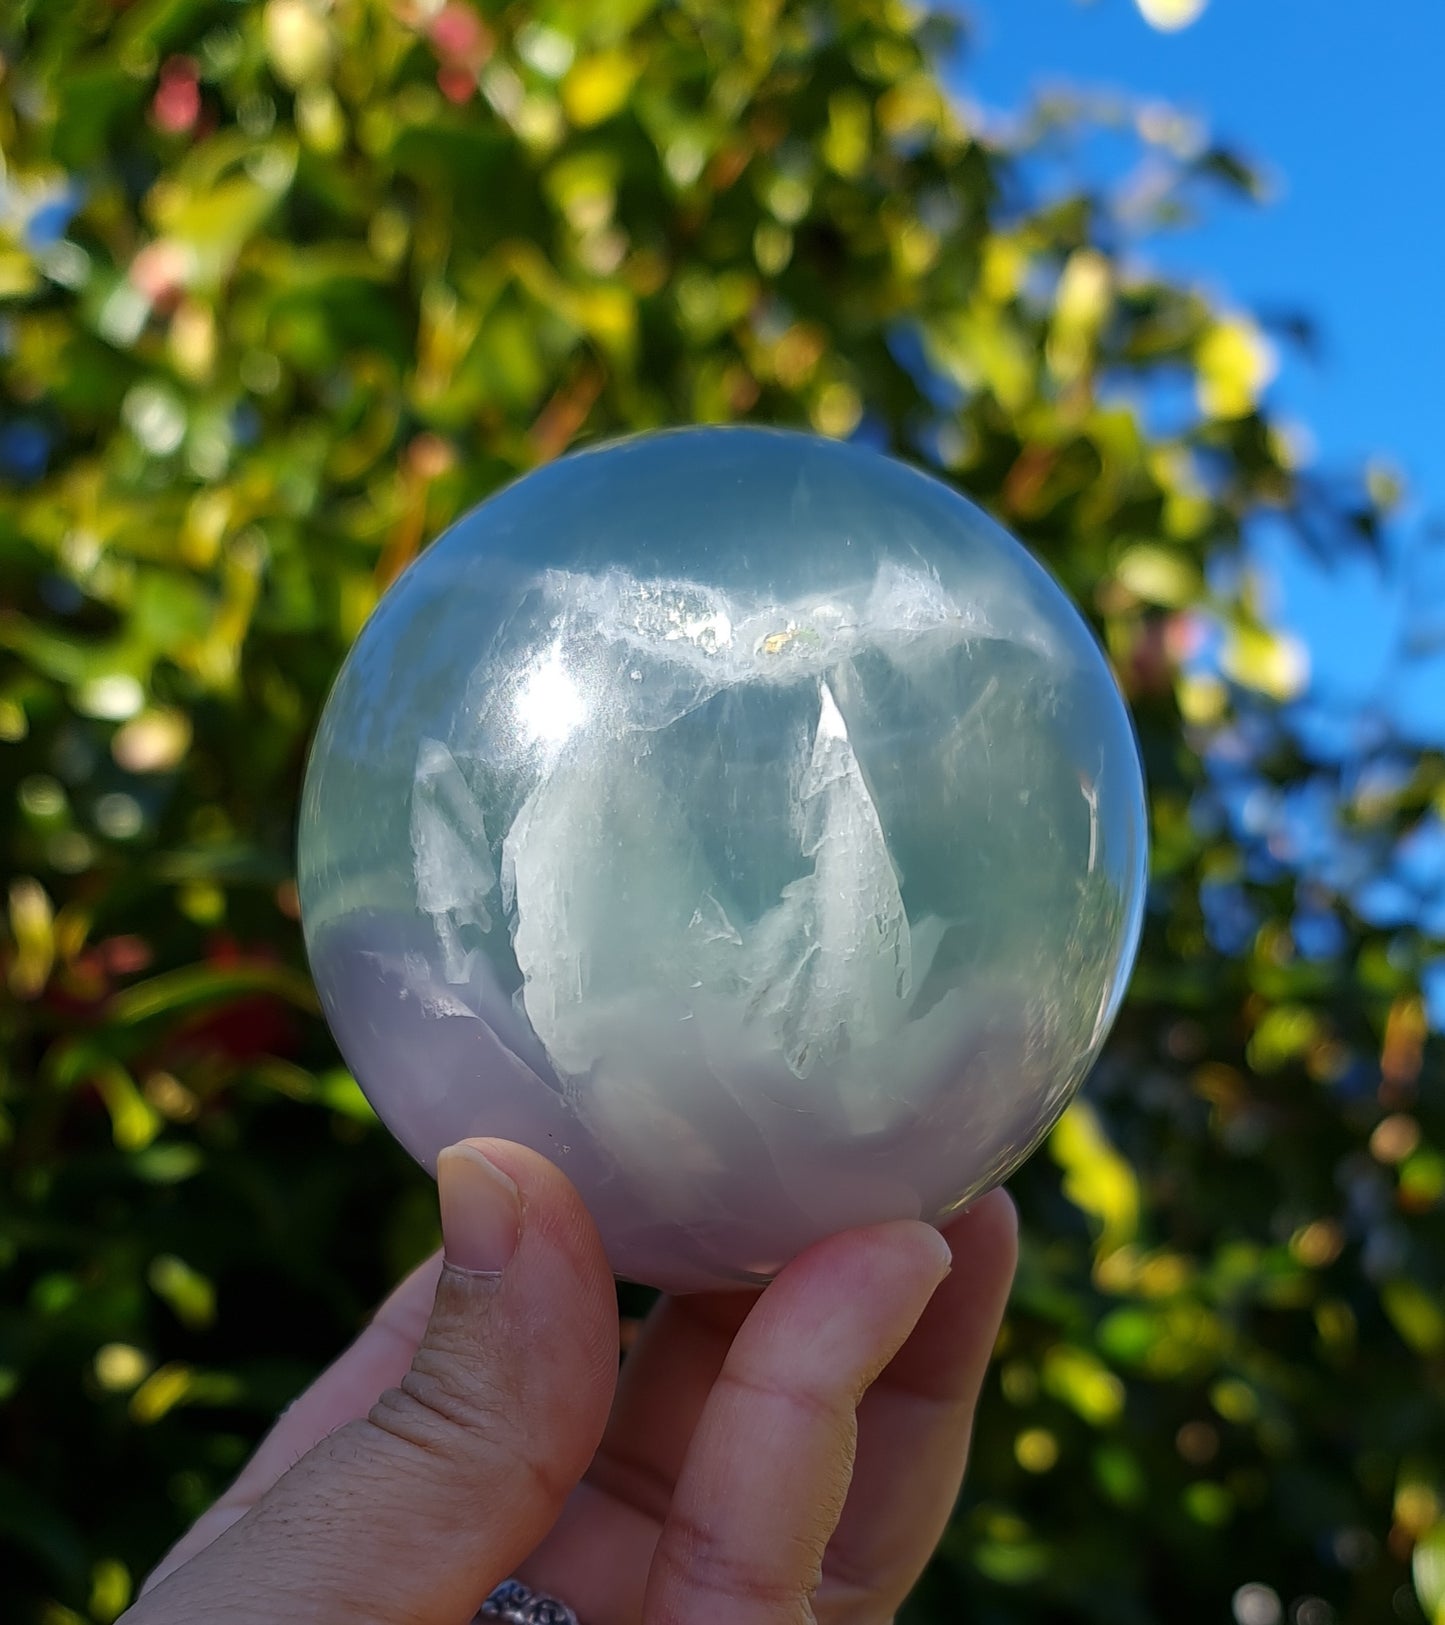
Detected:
[{"left": 298, "top": 428, "right": 1147, "bottom": 1292}]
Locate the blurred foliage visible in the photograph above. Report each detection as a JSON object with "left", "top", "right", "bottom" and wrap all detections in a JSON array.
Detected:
[{"left": 1, "top": 2, "right": 1442, "bottom": 1623}]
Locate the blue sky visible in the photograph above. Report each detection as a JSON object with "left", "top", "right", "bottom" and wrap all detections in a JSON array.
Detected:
[
  {"left": 951, "top": 0, "right": 1445, "bottom": 1024},
  {"left": 953, "top": 0, "right": 1445, "bottom": 744}
]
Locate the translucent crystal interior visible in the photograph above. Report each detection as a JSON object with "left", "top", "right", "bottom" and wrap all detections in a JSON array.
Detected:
[{"left": 298, "top": 428, "right": 1148, "bottom": 1291}]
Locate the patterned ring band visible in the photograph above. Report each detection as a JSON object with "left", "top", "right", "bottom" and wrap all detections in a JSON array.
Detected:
[{"left": 475, "top": 1577, "right": 581, "bottom": 1624}]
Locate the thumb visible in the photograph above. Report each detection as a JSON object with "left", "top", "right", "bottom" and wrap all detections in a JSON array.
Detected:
[{"left": 134, "top": 1140, "right": 619, "bottom": 1625}]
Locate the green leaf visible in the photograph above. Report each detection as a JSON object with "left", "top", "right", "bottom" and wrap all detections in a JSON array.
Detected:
[
  {"left": 148, "top": 1255, "right": 217, "bottom": 1330},
  {"left": 1416, "top": 1521, "right": 1445, "bottom": 1625},
  {"left": 105, "top": 962, "right": 319, "bottom": 1026},
  {"left": 1115, "top": 544, "right": 1203, "bottom": 609},
  {"left": 1383, "top": 1280, "right": 1445, "bottom": 1356},
  {"left": 1049, "top": 1102, "right": 1140, "bottom": 1254},
  {"left": 1043, "top": 1345, "right": 1127, "bottom": 1426}
]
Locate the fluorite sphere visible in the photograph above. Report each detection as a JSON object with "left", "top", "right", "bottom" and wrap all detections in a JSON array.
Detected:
[{"left": 298, "top": 428, "right": 1147, "bottom": 1292}]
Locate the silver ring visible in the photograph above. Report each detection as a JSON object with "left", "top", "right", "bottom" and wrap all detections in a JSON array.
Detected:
[{"left": 476, "top": 1578, "right": 581, "bottom": 1624}]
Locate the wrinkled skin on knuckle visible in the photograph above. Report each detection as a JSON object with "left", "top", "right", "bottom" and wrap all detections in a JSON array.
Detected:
[
  {"left": 657, "top": 1536, "right": 822, "bottom": 1625},
  {"left": 657, "top": 1500, "right": 831, "bottom": 1622},
  {"left": 361, "top": 1353, "right": 574, "bottom": 1511},
  {"left": 403, "top": 1343, "right": 522, "bottom": 1433},
  {"left": 364, "top": 1353, "right": 504, "bottom": 1457}
]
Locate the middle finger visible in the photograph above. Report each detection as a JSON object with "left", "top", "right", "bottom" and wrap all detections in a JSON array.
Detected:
[{"left": 642, "top": 1221, "right": 952, "bottom": 1623}]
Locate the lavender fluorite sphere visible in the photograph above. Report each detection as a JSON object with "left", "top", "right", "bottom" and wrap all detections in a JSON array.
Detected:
[{"left": 298, "top": 428, "right": 1146, "bottom": 1292}]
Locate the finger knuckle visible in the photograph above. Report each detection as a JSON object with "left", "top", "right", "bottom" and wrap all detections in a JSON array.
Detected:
[
  {"left": 656, "top": 1510, "right": 822, "bottom": 1623},
  {"left": 394, "top": 1343, "right": 513, "bottom": 1434},
  {"left": 719, "top": 1365, "right": 851, "bottom": 1434},
  {"left": 362, "top": 1353, "right": 572, "bottom": 1507}
]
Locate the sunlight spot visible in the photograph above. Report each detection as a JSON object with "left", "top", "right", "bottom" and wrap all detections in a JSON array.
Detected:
[
  {"left": 514, "top": 642, "right": 588, "bottom": 750},
  {"left": 1136, "top": 0, "right": 1209, "bottom": 30}
]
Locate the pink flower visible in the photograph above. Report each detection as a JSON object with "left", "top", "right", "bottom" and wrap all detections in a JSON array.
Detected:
[
  {"left": 152, "top": 57, "right": 201, "bottom": 134},
  {"left": 437, "top": 64, "right": 476, "bottom": 104},
  {"left": 429, "top": 3, "right": 487, "bottom": 64},
  {"left": 129, "top": 240, "right": 192, "bottom": 310}
]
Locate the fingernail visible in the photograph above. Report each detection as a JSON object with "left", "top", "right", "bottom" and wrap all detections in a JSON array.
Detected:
[
  {"left": 438, "top": 1143, "right": 521, "bottom": 1275},
  {"left": 921, "top": 1223, "right": 954, "bottom": 1274}
]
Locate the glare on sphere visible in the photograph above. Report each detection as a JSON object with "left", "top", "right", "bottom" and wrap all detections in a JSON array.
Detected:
[{"left": 298, "top": 428, "right": 1147, "bottom": 1292}]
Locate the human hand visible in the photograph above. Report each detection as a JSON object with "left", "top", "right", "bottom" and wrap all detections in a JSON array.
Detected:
[{"left": 127, "top": 1139, "right": 1017, "bottom": 1624}]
